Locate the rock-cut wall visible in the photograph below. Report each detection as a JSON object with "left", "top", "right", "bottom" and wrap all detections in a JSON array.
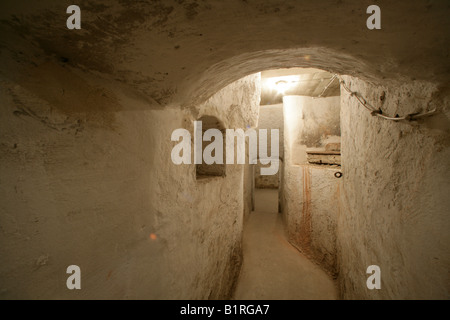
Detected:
[
  {"left": 0, "top": 60, "right": 260, "bottom": 299},
  {"left": 338, "top": 76, "right": 450, "bottom": 299},
  {"left": 281, "top": 96, "right": 341, "bottom": 277},
  {"left": 254, "top": 104, "right": 284, "bottom": 189}
]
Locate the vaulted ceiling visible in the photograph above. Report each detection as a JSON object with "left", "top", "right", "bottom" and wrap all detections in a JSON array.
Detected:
[{"left": 0, "top": 0, "right": 448, "bottom": 107}]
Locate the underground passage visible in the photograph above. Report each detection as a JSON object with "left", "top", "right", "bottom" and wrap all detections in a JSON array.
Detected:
[{"left": 0, "top": 1, "right": 449, "bottom": 301}]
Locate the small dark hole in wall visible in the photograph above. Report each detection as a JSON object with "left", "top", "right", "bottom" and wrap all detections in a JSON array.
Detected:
[{"left": 196, "top": 115, "right": 226, "bottom": 180}]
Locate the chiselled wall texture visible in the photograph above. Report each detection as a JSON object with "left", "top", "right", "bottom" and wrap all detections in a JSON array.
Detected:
[
  {"left": 255, "top": 104, "right": 284, "bottom": 189},
  {"left": 337, "top": 76, "right": 450, "bottom": 299},
  {"left": 0, "top": 70, "right": 260, "bottom": 299},
  {"left": 282, "top": 96, "right": 341, "bottom": 277}
]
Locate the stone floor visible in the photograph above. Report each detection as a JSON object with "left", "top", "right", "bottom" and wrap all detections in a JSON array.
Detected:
[{"left": 233, "top": 188, "right": 338, "bottom": 300}]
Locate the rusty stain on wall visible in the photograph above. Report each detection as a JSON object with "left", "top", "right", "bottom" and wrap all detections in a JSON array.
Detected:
[{"left": 300, "top": 166, "right": 312, "bottom": 252}]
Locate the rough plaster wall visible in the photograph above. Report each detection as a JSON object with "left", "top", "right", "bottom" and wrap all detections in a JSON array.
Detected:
[
  {"left": 195, "top": 74, "right": 260, "bottom": 222},
  {"left": 254, "top": 163, "right": 279, "bottom": 189},
  {"left": 243, "top": 161, "right": 253, "bottom": 220},
  {"left": 148, "top": 74, "right": 260, "bottom": 299},
  {"left": 283, "top": 165, "right": 340, "bottom": 277},
  {"left": 0, "top": 67, "right": 260, "bottom": 299},
  {"left": 285, "top": 96, "right": 340, "bottom": 164},
  {"left": 196, "top": 74, "right": 260, "bottom": 129},
  {"left": 0, "top": 74, "right": 166, "bottom": 299},
  {"left": 255, "top": 104, "right": 283, "bottom": 189},
  {"left": 282, "top": 96, "right": 340, "bottom": 276},
  {"left": 338, "top": 76, "right": 450, "bottom": 299},
  {"left": 149, "top": 111, "right": 243, "bottom": 300},
  {"left": 300, "top": 97, "right": 340, "bottom": 149}
]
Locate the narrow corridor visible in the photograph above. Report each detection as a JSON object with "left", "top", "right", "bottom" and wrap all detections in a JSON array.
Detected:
[{"left": 234, "top": 189, "right": 338, "bottom": 300}]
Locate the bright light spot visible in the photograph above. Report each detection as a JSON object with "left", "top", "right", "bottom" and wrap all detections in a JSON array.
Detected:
[
  {"left": 150, "top": 233, "right": 157, "bottom": 240},
  {"left": 275, "top": 80, "right": 290, "bottom": 94},
  {"left": 262, "top": 75, "right": 300, "bottom": 95}
]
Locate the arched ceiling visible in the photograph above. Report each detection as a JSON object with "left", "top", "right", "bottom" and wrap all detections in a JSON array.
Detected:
[{"left": 0, "top": 0, "right": 448, "bottom": 107}]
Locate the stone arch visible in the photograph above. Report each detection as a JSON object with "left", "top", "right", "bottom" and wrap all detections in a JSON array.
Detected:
[{"left": 179, "top": 47, "right": 382, "bottom": 108}]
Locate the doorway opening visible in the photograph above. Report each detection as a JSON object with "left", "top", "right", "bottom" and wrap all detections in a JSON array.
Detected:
[{"left": 253, "top": 67, "right": 341, "bottom": 213}]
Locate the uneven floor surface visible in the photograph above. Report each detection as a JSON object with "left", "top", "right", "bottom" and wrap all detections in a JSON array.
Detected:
[{"left": 233, "top": 189, "right": 338, "bottom": 300}]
